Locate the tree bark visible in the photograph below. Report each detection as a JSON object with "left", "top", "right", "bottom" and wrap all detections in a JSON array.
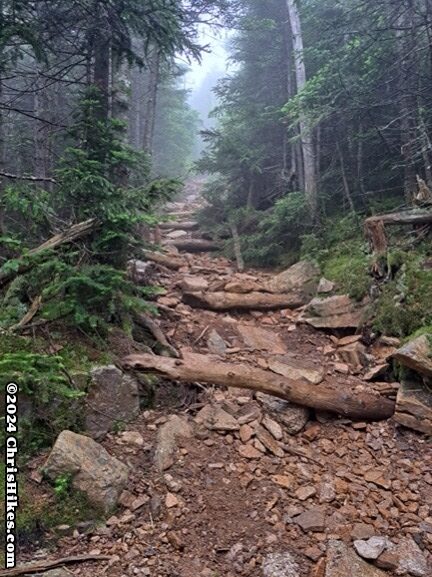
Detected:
[
  {"left": 286, "top": 0, "right": 317, "bottom": 217},
  {"left": 364, "top": 210, "right": 432, "bottom": 254},
  {"left": 182, "top": 291, "right": 306, "bottom": 311},
  {"left": 142, "top": 249, "right": 184, "bottom": 270},
  {"left": 164, "top": 239, "right": 221, "bottom": 253},
  {"left": 397, "top": 2, "right": 418, "bottom": 203},
  {"left": 159, "top": 221, "right": 199, "bottom": 231},
  {"left": 0, "top": 555, "right": 111, "bottom": 577},
  {"left": 337, "top": 141, "right": 355, "bottom": 212},
  {"left": 142, "top": 46, "right": 161, "bottom": 155},
  {"left": 230, "top": 223, "right": 245, "bottom": 272},
  {"left": 122, "top": 352, "right": 396, "bottom": 422}
]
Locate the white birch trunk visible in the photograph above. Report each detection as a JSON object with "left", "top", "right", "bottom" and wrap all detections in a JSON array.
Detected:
[{"left": 286, "top": 0, "right": 317, "bottom": 217}]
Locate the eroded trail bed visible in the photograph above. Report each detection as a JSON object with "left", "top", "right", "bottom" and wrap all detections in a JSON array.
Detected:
[{"left": 23, "top": 202, "right": 431, "bottom": 577}]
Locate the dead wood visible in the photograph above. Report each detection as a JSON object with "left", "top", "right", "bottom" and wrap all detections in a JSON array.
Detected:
[
  {"left": 230, "top": 223, "right": 245, "bottom": 272},
  {"left": 0, "top": 219, "right": 97, "bottom": 288},
  {"left": 142, "top": 249, "right": 184, "bottom": 270},
  {"left": 159, "top": 221, "right": 199, "bottom": 231},
  {"left": 123, "top": 352, "right": 396, "bottom": 421},
  {"left": 365, "top": 209, "right": 432, "bottom": 254},
  {"left": 0, "top": 170, "right": 57, "bottom": 183},
  {"left": 0, "top": 555, "right": 112, "bottom": 577},
  {"left": 133, "top": 312, "right": 179, "bottom": 358},
  {"left": 10, "top": 295, "right": 42, "bottom": 331},
  {"left": 164, "top": 239, "right": 221, "bottom": 253},
  {"left": 183, "top": 291, "right": 306, "bottom": 311}
]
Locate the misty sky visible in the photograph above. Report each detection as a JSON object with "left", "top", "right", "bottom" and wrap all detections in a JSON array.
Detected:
[{"left": 186, "top": 29, "right": 230, "bottom": 90}]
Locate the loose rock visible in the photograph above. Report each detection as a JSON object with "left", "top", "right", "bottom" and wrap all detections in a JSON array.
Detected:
[
  {"left": 262, "top": 552, "right": 300, "bottom": 577},
  {"left": 154, "top": 415, "right": 193, "bottom": 471},
  {"left": 43, "top": 431, "right": 129, "bottom": 512}
]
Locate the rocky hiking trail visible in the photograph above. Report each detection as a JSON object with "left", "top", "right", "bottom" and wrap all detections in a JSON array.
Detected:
[{"left": 16, "top": 195, "right": 432, "bottom": 577}]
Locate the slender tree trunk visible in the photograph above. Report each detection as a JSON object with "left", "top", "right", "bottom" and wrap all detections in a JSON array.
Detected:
[
  {"left": 93, "top": 4, "right": 110, "bottom": 122},
  {"left": 337, "top": 141, "right": 355, "bottom": 212},
  {"left": 142, "top": 47, "right": 161, "bottom": 155},
  {"left": 282, "top": 10, "right": 300, "bottom": 185},
  {"left": 397, "top": 2, "right": 418, "bottom": 203},
  {"left": 286, "top": 0, "right": 317, "bottom": 218}
]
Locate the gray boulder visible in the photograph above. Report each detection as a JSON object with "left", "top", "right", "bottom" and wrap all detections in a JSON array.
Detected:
[
  {"left": 43, "top": 430, "right": 129, "bottom": 512},
  {"left": 265, "top": 260, "right": 320, "bottom": 295},
  {"left": 85, "top": 365, "right": 140, "bottom": 439}
]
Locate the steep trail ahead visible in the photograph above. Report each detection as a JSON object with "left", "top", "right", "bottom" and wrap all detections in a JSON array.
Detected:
[{"left": 27, "top": 198, "right": 431, "bottom": 577}]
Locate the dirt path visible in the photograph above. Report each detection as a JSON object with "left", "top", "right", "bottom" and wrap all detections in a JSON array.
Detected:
[{"left": 24, "top": 198, "right": 432, "bottom": 577}]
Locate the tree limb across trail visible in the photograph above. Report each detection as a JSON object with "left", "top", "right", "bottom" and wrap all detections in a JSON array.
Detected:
[
  {"left": 183, "top": 291, "right": 306, "bottom": 311},
  {"left": 0, "top": 219, "right": 97, "bottom": 288},
  {"left": 0, "top": 554, "right": 112, "bottom": 577},
  {"left": 123, "top": 352, "right": 396, "bottom": 422}
]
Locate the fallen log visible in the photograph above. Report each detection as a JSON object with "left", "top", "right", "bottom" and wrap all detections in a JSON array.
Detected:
[
  {"left": 164, "top": 211, "right": 197, "bottom": 220},
  {"left": 0, "top": 218, "right": 97, "bottom": 288},
  {"left": 142, "top": 250, "right": 184, "bottom": 271},
  {"left": 0, "top": 554, "right": 112, "bottom": 577},
  {"left": 365, "top": 210, "right": 432, "bottom": 254},
  {"left": 159, "top": 221, "right": 199, "bottom": 231},
  {"left": 122, "top": 352, "right": 396, "bottom": 421},
  {"left": 183, "top": 291, "right": 306, "bottom": 311},
  {"left": 164, "top": 239, "right": 221, "bottom": 253}
]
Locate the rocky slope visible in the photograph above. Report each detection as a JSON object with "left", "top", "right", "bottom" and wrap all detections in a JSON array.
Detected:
[{"left": 16, "top": 196, "right": 432, "bottom": 577}]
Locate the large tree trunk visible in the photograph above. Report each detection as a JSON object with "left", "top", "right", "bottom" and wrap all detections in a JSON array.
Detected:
[
  {"left": 286, "top": 0, "right": 317, "bottom": 218},
  {"left": 182, "top": 291, "right": 306, "bottom": 311},
  {"left": 123, "top": 352, "right": 396, "bottom": 422}
]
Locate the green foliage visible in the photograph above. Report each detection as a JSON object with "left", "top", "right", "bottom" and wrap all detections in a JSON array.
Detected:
[
  {"left": 0, "top": 348, "right": 84, "bottom": 453},
  {"left": 53, "top": 474, "right": 73, "bottom": 498},
  {"left": 0, "top": 333, "right": 103, "bottom": 454},
  {"left": 373, "top": 252, "right": 432, "bottom": 338},
  {"left": 300, "top": 213, "right": 371, "bottom": 300},
  {"left": 0, "top": 89, "right": 177, "bottom": 336},
  {"left": 240, "top": 193, "right": 312, "bottom": 267},
  {"left": 0, "top": 464, "right": 101, "bottom": 549}
]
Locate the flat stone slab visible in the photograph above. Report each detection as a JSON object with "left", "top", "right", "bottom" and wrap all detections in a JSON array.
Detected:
[
  {"left": 236, "top": 324, "right": 286, "bottom": 354},
  {"left": 268, "top": 354, "right": 324, "bottom": 385},
  {"left": 394, "top": 381, "right": 432, "bottom": 435},
  {"left": 393, "top": 335, "right": 432, "bottom": 377}
]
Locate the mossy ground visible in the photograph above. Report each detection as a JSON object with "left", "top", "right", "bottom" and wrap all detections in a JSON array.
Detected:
[{"left": 0, "top": 462, "right": 102, "bottom": 564}]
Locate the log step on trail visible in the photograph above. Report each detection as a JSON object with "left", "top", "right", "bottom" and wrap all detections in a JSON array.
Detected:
[
  {"left": 164, "top": 239, "right": 221, "bottom": 253},
  {"left": 123, "top": 352, "right": 396, "bottom": 422},
  {"left": 183, "top": 291, "right": 307, "bottom": 311},
  {"left": 159, "top": 221, "right": 199, "bottom": 231},
  {"left": 142, "top": 250, "right": 184, "bottom": 270}
]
